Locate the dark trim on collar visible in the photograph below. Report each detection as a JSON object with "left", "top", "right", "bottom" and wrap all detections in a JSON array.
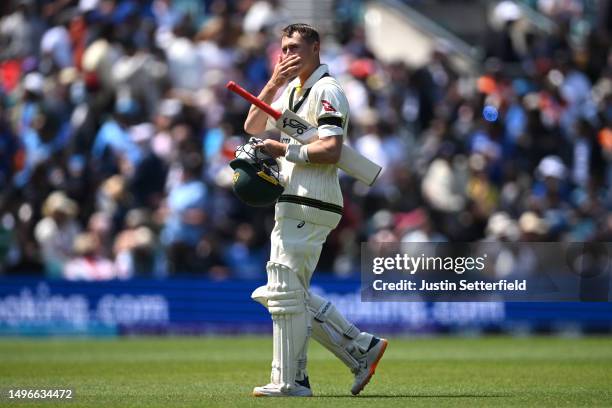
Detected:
[{"left": 289, "top": 72, "right": 330, "bottom": 113}]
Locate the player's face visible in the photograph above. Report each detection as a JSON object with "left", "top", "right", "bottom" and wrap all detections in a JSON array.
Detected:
[{"left": 280, "top": 33, "right": 319, "bottom": 73}]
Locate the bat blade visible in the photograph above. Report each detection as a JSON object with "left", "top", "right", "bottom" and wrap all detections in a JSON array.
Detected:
[{"left": 338, "top": 144, "right": 383, "bottom": 186}]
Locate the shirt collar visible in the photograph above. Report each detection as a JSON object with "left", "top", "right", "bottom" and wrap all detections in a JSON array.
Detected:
[{"left": 290, "top": 64, "right": 329, "bottom": 90}]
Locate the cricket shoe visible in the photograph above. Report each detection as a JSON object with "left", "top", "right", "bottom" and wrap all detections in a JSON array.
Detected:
[
  {"left": 351, "top": 337, "right": 388, "bottom": 395},
  {"left": 252, "top": 377, "right": 312, "bottom": 397}
]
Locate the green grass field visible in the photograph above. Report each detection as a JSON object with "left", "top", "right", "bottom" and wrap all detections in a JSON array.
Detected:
[{"left": 1, "top": 336, "right": 611, "bottom": 407}]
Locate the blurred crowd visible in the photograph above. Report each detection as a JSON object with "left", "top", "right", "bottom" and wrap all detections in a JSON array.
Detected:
[{"left": 0, "top": 0, "right": 610, "bottom": 280}]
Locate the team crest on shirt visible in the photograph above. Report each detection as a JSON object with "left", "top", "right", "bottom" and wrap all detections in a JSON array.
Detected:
[{"left": 321, "top": 100, "right": 337, "bottom": 112}]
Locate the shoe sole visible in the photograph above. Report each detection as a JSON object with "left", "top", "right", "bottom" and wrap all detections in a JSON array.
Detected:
[
  {"left": 252, "top": 390, "right": 312, "bottom": 397},
  {"left": 351, "top": 338, "right": 388, "bottom": 396}
]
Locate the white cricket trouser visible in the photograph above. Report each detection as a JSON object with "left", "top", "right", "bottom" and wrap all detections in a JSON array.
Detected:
[
  {"left": 269, "top": 217, "right": 332, "bottom": 290},
  {"left": 264, "top": 217, "right": 369, "bottom": 388}
]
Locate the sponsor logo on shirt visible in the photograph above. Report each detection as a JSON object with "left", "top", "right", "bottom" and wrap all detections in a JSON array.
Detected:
[
  {"left": 321, "top": 100, "right": 337, "bottom": 112},
  {"left": 282, "top": 117, "right": 308, "bottom": 134}
]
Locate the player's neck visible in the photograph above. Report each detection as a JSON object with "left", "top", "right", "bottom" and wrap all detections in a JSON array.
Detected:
[{"left": 298, "top": 60, "right": 321, "bottom": 87}]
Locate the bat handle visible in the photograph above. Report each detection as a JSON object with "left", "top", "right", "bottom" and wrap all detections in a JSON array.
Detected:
[{"left": 226, "top": 81, "right": 282, "bottom": 120}]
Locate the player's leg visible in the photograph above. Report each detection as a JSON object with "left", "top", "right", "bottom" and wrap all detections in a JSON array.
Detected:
[
  {"left": 252, "top": 261, "right": 312, "bottom": 397},
  {"left": 265, "top": 218, "right": 329, "bottom": 391},
  {"left": 252, "top": 217, "right": 387, "bottom": 395},
  {"left": 308, "top": 293, "right": 388, "bottom": 395},
  {"left": 276, "top": 218, "right": 388, "bottom": 395}
]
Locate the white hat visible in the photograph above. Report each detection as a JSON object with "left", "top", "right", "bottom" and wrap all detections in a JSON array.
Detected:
[
  {"left": 486, "top": 211, "right": 520, "bottom": 240},
  {"left": 519, "top": 211, "right": 548, "bottom": 235},
  {"left": 73, "top": 233, "right": 98, "bottom": 255},
  {"left": 23, "top": 72, "right": 44, "bottom": 94},
  {"left": 487, "top": 212, "right": 511, "bottom": 236},
  {"left": 536, "top": 155, "right": 567, "bottom": 180},
  {"left": 131, "top": 123, "right": 155, "bottom": 143},
  {"left": 42, "top": 191, "right": 78, "bottom": 217},
  {"left": 79, "top": 0, "right": 99, "bottom": 12},
  {"left": 493, "top": 1, "right": 522, "bottom": 23},
  {"left": 157, "top": 99, "right": 182, "bottom": 117}
]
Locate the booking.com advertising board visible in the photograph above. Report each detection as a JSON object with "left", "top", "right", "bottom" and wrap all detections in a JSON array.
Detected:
[{"left": 0, "top": 276, "right": 611, "bottom": 336}]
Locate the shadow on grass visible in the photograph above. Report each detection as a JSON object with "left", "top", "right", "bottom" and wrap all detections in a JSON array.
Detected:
[{"left": 316, "top": 393, "right": 510, "bottom": 398}]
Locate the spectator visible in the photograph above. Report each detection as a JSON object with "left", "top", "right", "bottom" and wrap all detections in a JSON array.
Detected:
[
  {"left": 64, "top": 232, "right": 121, "bottom": 280},
  {"left": 0, "top": 0, "right": 608, "bottom": 278},
  {"left": 0, "top": 0, "right": 43, "bottom": 60},
  {"left": 40, "top": 12, "right": 73, "bottom": 70},
  {"left": 34, "top": 191, "right": 81, "bottom": 278},
  {"left": 93, "top": 95, "right": 142, "bottom": 165},
  {"left": 421, "top": 143, "right": 467, "bottom": 213},
  {"left": 114, "top": 224, "right": 158, "bottom": 279},
  {"left": 160, "top": 153, "right": 208, "bottom": 274},
  {"left": 224, "top": 223, "right": 267, "bottom": 280}
]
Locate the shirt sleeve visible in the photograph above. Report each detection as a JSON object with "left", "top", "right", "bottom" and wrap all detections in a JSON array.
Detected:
[{"left": 314, "top": 84, "right": 348, "bottom": 138}]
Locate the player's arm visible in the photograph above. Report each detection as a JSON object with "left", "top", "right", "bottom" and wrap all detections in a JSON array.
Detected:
[
  {"left": 301, "top": 135, "right": 342, "bottom": 164},
  {"left": 258, "top": 84, "right": 346, "bottom": 164},
  {"left": 306, "top": 102, "right": 345, "bottom": 164},
  {"left": 244, "top": 54, "right": 301, "bottom": 135},
  {"left": 259, "top": 135, "right": 342, "bottom": 164},
  {"left": 243, "top": 83, "right": 280, "bottom": 135},
  {"left": 296, "top": 84, "right": 346, "bottom": 164}
]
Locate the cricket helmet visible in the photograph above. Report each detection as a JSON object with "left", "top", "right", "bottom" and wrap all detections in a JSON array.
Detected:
[{"left": 230, "top": 138, "right": 284, "bottom": 207}]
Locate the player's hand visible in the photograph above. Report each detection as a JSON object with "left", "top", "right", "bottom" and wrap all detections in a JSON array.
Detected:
[
  {"left": 268, "top": 54, "right": 301, "bottom": 89},
  {"left": 255, "top": 139, "right": 287, "bottom": 159}
]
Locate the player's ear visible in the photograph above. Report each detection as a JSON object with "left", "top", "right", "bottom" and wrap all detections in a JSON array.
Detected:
[{"left": 313, "top": 41, "right": 320, "bottom": 54}]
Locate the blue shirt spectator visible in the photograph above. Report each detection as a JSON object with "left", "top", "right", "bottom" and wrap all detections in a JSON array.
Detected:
[
  {"left": 92, "top": 119, "right": 142, "bottom": 167},
  {"left": 161, "top": 164, "right": 208, "bottom": 247}
]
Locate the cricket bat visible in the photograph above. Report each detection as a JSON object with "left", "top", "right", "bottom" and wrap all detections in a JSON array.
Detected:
[{"left": 227, "top": 81, "right": 382, "bottom": 186}]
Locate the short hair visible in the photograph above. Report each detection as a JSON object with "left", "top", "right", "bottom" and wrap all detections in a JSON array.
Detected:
[{"left": 281, "top": 24, "right": 320, "bottom": 44}]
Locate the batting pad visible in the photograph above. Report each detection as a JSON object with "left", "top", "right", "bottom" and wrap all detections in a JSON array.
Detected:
[
  {"left": 308, "top": 293, "right": 372, "bottom": 371},
  {"left": 266, "top": 262, "right": 309, "bottom": 390}
]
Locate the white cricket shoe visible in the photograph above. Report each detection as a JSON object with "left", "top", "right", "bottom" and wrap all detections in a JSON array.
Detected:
[
  {"left": 252, "top": 377, "right": 312, "bottom": 397},
  {"left": 351, "top": 337, "right": 388, "bottom": 395}
]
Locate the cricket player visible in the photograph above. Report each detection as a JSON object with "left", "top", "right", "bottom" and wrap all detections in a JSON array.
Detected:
[{"left": 243, "top": 23, "right": 388, "bottom": 397}]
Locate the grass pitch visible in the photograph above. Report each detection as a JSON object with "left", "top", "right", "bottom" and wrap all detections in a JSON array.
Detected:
[{"left": 1, "top": 336, "right": 611, "bottom": 407}]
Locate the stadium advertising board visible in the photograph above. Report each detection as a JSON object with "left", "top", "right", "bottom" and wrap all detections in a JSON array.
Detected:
[{"left": 0, "top": 278, "right": 610, "bottom": 336}]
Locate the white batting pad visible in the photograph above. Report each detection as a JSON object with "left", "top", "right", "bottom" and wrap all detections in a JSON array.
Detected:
[
  {"left": 266, "top": 261, "right": 309, "bottom": 390},
  {"left": 308, "top": 293, "right": 373, "bottom": 371}
]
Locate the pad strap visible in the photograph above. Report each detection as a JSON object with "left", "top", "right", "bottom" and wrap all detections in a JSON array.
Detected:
[
  {"left": 267, "top": 289, "right": 305, "bottom": 315},
  {"left": 312, "top": 299, "right": 359, "bottom": 339}
]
